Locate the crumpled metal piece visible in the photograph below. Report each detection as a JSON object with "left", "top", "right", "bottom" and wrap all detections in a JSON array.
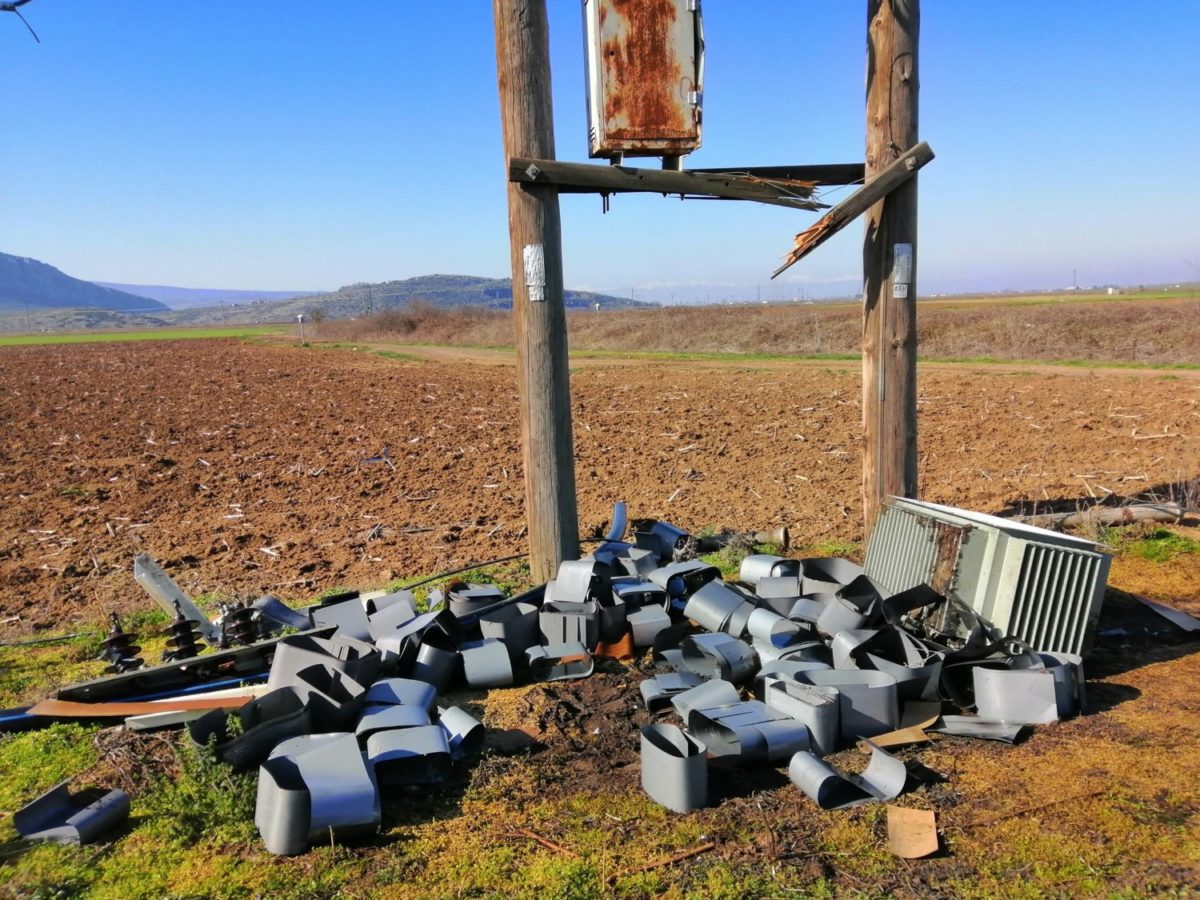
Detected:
[
  {"left": 639, "top": 672, "right": 705, "bottom": 713},
  {"left": 679, "top": 633, "right": 758, "bottom": 683},
  {"left": 526, "top": 642, "right": 594, "bottom": 681},
  {"left": 788, "top": 740, "right": 908, "bottom": 809},
  {"left": 14, "top": 780, "right": 130, "bottom": 845},
  {"left": 640, "top": 723, "right": 707, "bottom": 812},
  {"left": 688, "top": 700, "right": 809, "bottom": 762},
  {"left": 367, "top": 724, "right": 452, "bottom": 786}
]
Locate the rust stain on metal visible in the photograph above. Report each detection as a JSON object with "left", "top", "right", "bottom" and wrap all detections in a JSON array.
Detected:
[
  {"left": 927, "top": 520, "right": 969, "bottom": 596},
  {"left": 603, "top": 0, "right": 692, "bottom": 141}
]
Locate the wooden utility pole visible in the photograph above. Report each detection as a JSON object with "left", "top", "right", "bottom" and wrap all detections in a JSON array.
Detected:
[
  {"left": 493, "top": 0, "right": 579, "bottom": 580},
  {"left": 862, "top": 0, "right": 920, "bottom": 538}
]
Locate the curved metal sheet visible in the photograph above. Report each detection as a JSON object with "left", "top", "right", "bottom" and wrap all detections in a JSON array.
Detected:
[{"left": 640, "top": 723, "right": 707, "bottom": 813}]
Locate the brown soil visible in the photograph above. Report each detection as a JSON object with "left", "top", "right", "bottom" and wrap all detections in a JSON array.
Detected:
[{"left": 0, "top": 339, "right": 1195, "bottom": 632}]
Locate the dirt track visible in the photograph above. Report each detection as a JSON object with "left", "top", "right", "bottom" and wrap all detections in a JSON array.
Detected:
[{"left": 0, "top": 339, "right": 1195, "bottom": 631}]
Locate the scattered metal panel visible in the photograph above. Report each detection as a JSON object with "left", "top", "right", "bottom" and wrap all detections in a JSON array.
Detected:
[
  {"left": 447, "top": 584, "right": 506, "bottom": 619},
  {"left": 788, "top": 596, "right": 828, "bottom": 625},
  {"left": 253, "top": 595, "right": 313, "bottom": 632},
  {"left": 682, "top": 581, "right": 748, "bottom": 634},
  {"left": 526, "top": 642, "right": 594, "bottom": 681},
  {"left": 539, "top": 600, "right": 600, "bottom": 650},
  {"left": 13, "top": 781, "right": 130, "bottom": 845},
  {"left": 267, "top": 634, "right": 381, "bottom": 693},
  {"left": 189, "top": 688, "right": 313, "bottom": 772},
  {"left": 688, "top": 701, "right": 808, "bottom": 762},
  {"left": 801, "top": 557, "right": 866, "bottom": 587},
  {"left": 817, "top": 594, "right": 876, "bottom": 637},
  {"left": 460, "top": 639, "right": 515, "bottom": 688},
  {"left": 639, "top": 671, "right": 704, "bottom": 713},
  {"left": 746, "top": 608, "right": 802, "bottom": 649},
  {"left": 583, "top": 0, "right": 704, "bottom": 160},
  {"left": 367, "top": 599, "right": 418, "bottom": 642},
  {"left": 648, "top": 560, "right": 719, "bottom": 600},
  {"left": 788, "top": 740, "right": 908, "bottom": 809},
  {"left": 311, "top": 595, "right": 371, "bottom": 643},
  {"left": 739, "top": 555, "right": 802, "bottom": 587},
  {"left": 438, "top": 706, "right": 485, "bottom": 760},
  {"left": 363, "top": 677, "right": 437, "bottom": 712},
  {"left": 793, "top": 668, "right": 900, "bottom": 743},
  {"left": 367, "top": 725, "right": 452, "bottom": 786},
  {"left": 409, "top": 630, "right": 459, "bottom": 694},
  {"left": 762, "top": 679, "right": 840, "bottom": 757},
  {"left": 133, "top": 553, "right": 221, "bottom": 645},
  {"left": 679, "top": 633, "right": 757, "bottom": 683},
  {"left": 256, "top": 733, "right": 379, "bottom": 856},
  {"left": 670, "top": 677, "right": 739, "bottom": 721},
  {"left": 865, "top": 497, "right": 1110, "bottom": 655},
  {"left": 640, "top": 723, "right": 707, "bottom": 812},
  {"left": 478, "top": 602, "right": 540, "bottom": 662},
  {"left": 355, "top": 704, "right": 431, "bottom": 741},
  {"left": 289, "top": 664, "right": 366, "bottom": 731},
  {"left": 973, "top": 653, "right": 1083, "bottom": 725},
  {"left": 628, "top": 605, "right": 672, "bottom": 647},
  {"left": 930, "top": 715, "right": 1027, "bottom": 744},
  {"left": 612, "top": 579, "right": 670, "bottom": 611}
]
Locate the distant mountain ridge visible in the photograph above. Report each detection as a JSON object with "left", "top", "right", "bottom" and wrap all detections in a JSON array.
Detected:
[
  {"left": 95, "top": 282, "right": 319, "bottom": 310},
  {"left": 0, "top": 252, "right": 166, "bottom": 315}
]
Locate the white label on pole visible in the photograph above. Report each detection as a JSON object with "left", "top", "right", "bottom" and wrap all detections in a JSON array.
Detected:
[
  {"left": 892, "top": 243, "right": 912, "bottom": 299},
  {"left": 523, "top": 244, "right": 546, "bottom": 303}
]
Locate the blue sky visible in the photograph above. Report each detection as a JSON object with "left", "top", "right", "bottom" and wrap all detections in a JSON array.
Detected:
[{"left": 2, "top": 1, "right": 1197, "bottom": 302}]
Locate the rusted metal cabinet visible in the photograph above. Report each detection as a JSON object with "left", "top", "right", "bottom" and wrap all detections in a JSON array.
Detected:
[{"left": 583, "top": 0, "right": 704, "bottom": 162}]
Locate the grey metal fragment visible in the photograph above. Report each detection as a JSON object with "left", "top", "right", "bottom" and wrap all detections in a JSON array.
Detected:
[
  {"left": 478, "top": 601, "right": 540, "bottom": 662},
  {"left": 648, "top": 560, "right": 719, "bottom": 599},
  {"left": 460, "top": 638, "right": 515, "bottom": 688},
  {"left": 410, "top": 633, "right": 459, "bottom": 694},
  {"left": 527, "top": 642, "right": 594, "bottom": 681},
  {"left": 189, "top": 688, "right": 313, "bottom": 772},
  {"left": 253, "top": 595, "right": 314, "bottom": 632},
  {"left": 930, "top": 715, "right": 1026, "bottom": 743},
  {"left": 539, "top": 600, "right": 600, "bottom": 650},
  {"left": 794, "top": 668, "right": 899, "bottom": 742},
  {"left": 365, "top": 589, "right": 416, "bottom": 616},
  {"left": 13, "top": 781, "right": 130, "bottom": 845},
  {"left": 670, "top": 677, "right": 739, "bottom": 721},
  {"left": 787, "top": 596, "right": 828, "bottom": 625},
  {"left": 367, "top": 725, "right": 452, "bottom": 786},
  {"left": 438, "top": 705, "right": 485, "bottom": 760},
  {"left": 739, "top": 554, "right": 800, "bottom": 587},
  {"left": 817, "top": 594, "right": 875, "bottom": 637},
  {"left": 256, "top": 732, "right": 379, "bottom": 856},
  {"left": 628, "top": 605, "right": 672, "bottom": 647},
  {"left": 268, "top": 634, "right": 381, "bottom": 692},
  {"left": 683, "top": 581, "right": 748, "bottom": 634},
  {"left": 447, "top": 584, "right": 506, "bottom": 618},
  {"left": 688, "top": 701, "right": 808, "bottom": 762},
  {"left": 972, "top": 654, "right": 1084, "bottom": 726},
  {"left": 355, "top": 704, "right": 432, "bottom": 741},
  {"left": 311, "top": 596, "right": 371, "bottom": 642},
  {"left": 801, "top": 557, "right": 866, "bottom": 587},
  {"left": 640, "top": 723, "right": 707, "bottom": 813},
  {"left": 367, "top": 598, "right": 419, "bottom": 642},
  {"left": 680, "top": 633, "right": 758, "bottom": 683},
  {"left": 763, "top": 679, "right": 840, "bottom": 756},
  {"left": 788, "top": 740, "right": 908, "bottom": 809},
  {"left": 364, "top": 677, "right": 437, "bottom": 711},
  {"left": 746, "top": 608, "right": 802, "bottom": 649},
  {"left": 639, "top": 671, "right": 704, "bottom": 713},
  {"left": 290, "top": 663, "right": 366, "bottom": 731}
]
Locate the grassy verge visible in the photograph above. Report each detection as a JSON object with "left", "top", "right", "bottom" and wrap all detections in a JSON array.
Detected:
[{"left": 0, "top": 326, "right": 282, "bottom": 347}]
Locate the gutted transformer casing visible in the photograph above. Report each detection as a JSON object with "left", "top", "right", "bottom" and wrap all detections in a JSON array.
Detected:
[{"left": 583, "top": 0, "right": 704, "bottom": 160}]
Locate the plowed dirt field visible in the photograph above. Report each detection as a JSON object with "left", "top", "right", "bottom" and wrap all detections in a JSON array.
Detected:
[{"left": 0, "top": 339, "right": 1195, "bottom": 630}]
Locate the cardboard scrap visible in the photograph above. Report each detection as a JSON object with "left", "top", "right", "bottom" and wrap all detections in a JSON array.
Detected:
[
  {"left": 857, "top": 701, "right": 941, "bottom": 752},
  {"left": 887, "top": 805, "right": 939, "bottom": 859}
]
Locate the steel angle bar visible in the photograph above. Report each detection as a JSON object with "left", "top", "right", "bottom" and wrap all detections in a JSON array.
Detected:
[
  {"left": 355, "top": 704, "right": 431, "bottom": 741},
  {"left": 189, "top": 688, "right": 313, "bottom": 772},
  {"left": 57, "top": 626, "right": 337, "bottom": 704},
  {"left": 364, "top": 677, "right": 437, "bottom": 711},
  {"left": 13, "top": 781, "right": 130, "bottom": 845},
  {"left": 788, "top": 597, "right": 828, "bottom": 625},
  {"left": 762, "top": 680, "right": 840, "bottom": 756},
  {"left": 539, "top": 600, "right": 600, "bottom": 650},
  {"left": 670, "top": 678, "right": 739, "bottom": 721},
  {"left": 527, "top": 642, "right": 594, "bottom": 681},
  {"left": 447, "top": 584, "right": 506, "bottom": 618},
  {"left": 133, "top": 553, "right": 221, "bottom": 645},
  {"left": 680, "top": 633, "right": 757, "bottom": 683},
  {"left": 648, "top": 560, "right": 719, "bottom": 600},
  {"left": 460, "top": 638, "right": 514, "bottom": 688},
  {"left": 612, "top": 579, "right": 670, "bottom": 612},
  {"left": 746, "top": 608, "right": 802, "bottom": 649},
  {"left": 683, "top": 581, "right": 746, "bottom": 633},
  {"left": 437, "top": 705, "right": 485, "bottom": 760},
  {"left": 794, "top": 669, "right": 899, "bottom": 742},
  {"left": 639, "top": 672, "right": 705, "bottom": 713},
  {"left": 641, "top": 723, "right": 707, "bottom": 813},
  {"left": 478, "top": 601, "right": 540, "bottom": 663},
  {"left": 290, "top": 664, "right": 366, "bottom": 731},
  {"left": 788, "top": 740, "right": 908, "bottom": 809},
  {"left": 257, "top": 732, "right": 380, "bottom": 856},
  {"left": 253, "top": 595, "right": 313, "bottom": 632},
  {"left": 311, "top": 595, "right": 371, "bottom": 642},
  {"left": 687, "top": 701, "right": 805, "bottom": 762},
  {"left": 802, "top": 557, "right": 866, "bottom": 586},
  {"left": 628, "top": 605, "right": 672, "bottom": 647},
  {"left": 367, "top": 724, "right": 452, "bottom": 786},
  {"left": 739, "top": 554, "right": 801, "bottom": 587},
  {"left": 930, "top": 715, "right": 1027, "bottom": 743},
  {"left": 973, "top": 666, "right": 1063, "bottom": 725}
]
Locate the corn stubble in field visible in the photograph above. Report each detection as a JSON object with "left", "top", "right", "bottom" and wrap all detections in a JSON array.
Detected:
[{"left": 320, "top": 296, "right": 1200, "bottom": 366}]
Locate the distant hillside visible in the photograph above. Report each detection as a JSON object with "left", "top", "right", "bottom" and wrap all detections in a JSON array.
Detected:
[
  {"left": 95, "top": 282, "right": 319, "bottom": 310},
  {"left": 0, "top": 253, "right": 167, "bottom": 315},
  {"left": 163, "top": 274, "right": 652, "bottom": 325}
]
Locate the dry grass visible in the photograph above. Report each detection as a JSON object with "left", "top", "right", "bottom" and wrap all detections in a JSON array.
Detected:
[{"left": 319, "top": 298, "right": 1200, "bottom": 366}]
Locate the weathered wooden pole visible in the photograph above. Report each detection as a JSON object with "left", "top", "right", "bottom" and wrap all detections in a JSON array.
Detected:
[
  {"left": 863, "top": 0, "right": 920, "bottom": 538},
  {"left": 493, "top": 0, "right": 580, "bottom": 579}
]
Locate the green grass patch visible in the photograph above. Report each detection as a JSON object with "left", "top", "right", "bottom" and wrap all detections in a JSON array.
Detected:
[
  {"left": 1116, "top": 528, "right": 1200, "bottom": 562},
  {"left": 0, "top": 326, "right": 281, "bottom": 347}
]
